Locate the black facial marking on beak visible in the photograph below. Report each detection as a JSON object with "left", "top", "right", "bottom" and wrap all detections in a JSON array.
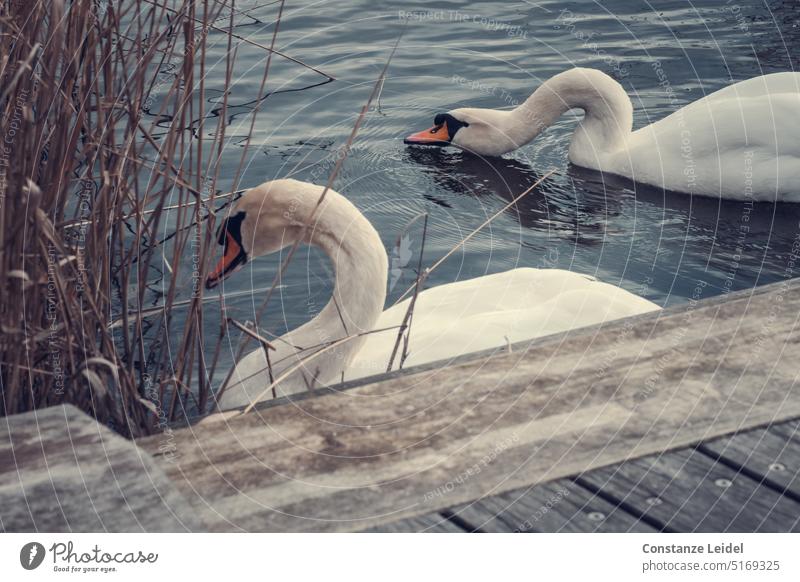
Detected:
[
  {"left": 434, "top": 113, "right": 470, "bottom": 139},
  {"left": 206, "top": 211, "right": 248, "bottom": 289},
  {"left": 216, "top": 211, "right": 246, "bottom": 247}
]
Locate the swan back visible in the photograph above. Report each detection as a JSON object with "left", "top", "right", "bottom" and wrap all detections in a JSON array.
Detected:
[
  {"left": 619, "top": 72, "right": 800, "bottom": 200},
  {"left": 347, "top": 268, "right": 659, "bottom": 380}
]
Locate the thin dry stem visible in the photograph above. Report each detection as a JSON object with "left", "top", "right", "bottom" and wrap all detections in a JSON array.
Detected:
[{"left": 393, "top": 170, "right": 557, "bottom": 305}]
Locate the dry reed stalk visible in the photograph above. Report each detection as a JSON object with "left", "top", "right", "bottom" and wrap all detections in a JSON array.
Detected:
[
  {"left": 392, "top": 170, "right": 557, "bottom": 306},
  {"left": 380, "top": 172, "right": 555, "bottom": 375},
  {"left": 385, "top": 213, "right": 428, "bottom": 372},
  {"left": 240, "top": 324, "right": 403, "bottom": 414}
]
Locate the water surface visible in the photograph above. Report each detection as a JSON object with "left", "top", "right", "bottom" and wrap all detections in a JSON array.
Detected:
[{"left": 146, "top": 0, "right": 800, "bottom": 387}]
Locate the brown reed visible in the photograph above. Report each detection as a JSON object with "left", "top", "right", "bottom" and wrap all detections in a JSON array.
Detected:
[{"left": 0, "top": 0, "right": 330, "bottom": 436}]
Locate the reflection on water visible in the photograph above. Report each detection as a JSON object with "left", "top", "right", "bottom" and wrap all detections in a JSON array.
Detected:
[{"left": 141, "top": 0, "right": 800, "bottom": 386}]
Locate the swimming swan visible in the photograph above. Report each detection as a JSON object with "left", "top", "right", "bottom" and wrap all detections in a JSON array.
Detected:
[
  {"left": 405, "top": 67, "right": 800, "bottom": 201},
  {"left": 206, "top": 178, "right": 660, "bottom": 410}
]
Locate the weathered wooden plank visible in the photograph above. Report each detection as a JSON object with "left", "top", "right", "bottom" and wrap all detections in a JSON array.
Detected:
[
  {"left": 446, "top": 479, "right": 657, "bottom": 532},
  {"left": 138, "top": 278, "right": 800, "bottom": 532},
  {"left": 0, "top": 405, "right": 200, "bottom": 532},
  {"left": 580, "top": 448, "right": 800, "bottom": 532},
  {"left": 363, "top": 513, "right": 465, "bottom": 533},
  {"left": 700, "top": 420, "right": 800, "bottom": 499},
  {"left": 771, "top": 420, "right": 800, "bottom": 442}
]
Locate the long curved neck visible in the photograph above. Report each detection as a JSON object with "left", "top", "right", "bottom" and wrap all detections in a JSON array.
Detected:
[
  {"left": 280, "top": 190, "right": 388, "bottom": 381},
  {"left": 309, "top": 193, "right": 388, "bottom": 337},
  {"left": 510, "top": 68, "right": 633, "bottom": 166}
]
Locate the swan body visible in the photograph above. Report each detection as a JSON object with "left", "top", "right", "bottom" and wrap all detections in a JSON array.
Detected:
[
  {"left": 347, "top": 268, "right": 659, "bottom": 379},
  {"left": 207, "top": 179, "right": 660, "bottom": 411},
  {"left": 405, "top": 68, "right": 800, "bottom": 201}
]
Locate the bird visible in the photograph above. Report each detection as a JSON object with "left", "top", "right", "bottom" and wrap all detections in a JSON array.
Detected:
[
  {"left": 405, "top": 67, "right": 800, "bottom": 201},
  {"left": 206, "top": 178, "right": 660, "bottom": 411}
]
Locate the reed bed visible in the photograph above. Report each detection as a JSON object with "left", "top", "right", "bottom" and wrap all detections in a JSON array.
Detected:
[{"left": 0, "top": 0, "right": 297, "bottom": 436}]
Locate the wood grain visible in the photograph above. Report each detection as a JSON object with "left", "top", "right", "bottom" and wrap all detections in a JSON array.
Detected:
[
  {"left": 579, "top": 448, "right": 800, "bottom": 532},
  {"left": 377, "top": 418, "right": 800, "bottom": 533},
  {"left": 446, "top": 479, "right": 657, "bottom": 532},
  {"left": 363, "top": 513, "right": 465, "bottom": 533},
  {"left": 138, "top": 278, "right": 800, "bottom": 532},
  {"left": 1, "top": 405, "right": 200, "bottom": 532},
  {"left": 700, "top": 420, "right": 800, "bottom": 499}
]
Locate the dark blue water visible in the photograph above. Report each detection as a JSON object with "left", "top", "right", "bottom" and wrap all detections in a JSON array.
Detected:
[{"left": 146, "top": 0, "right": 800, "bottom": 386}]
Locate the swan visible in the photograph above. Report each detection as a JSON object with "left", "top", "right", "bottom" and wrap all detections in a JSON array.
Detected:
[
  {"left": 404, "top": 67, "right": 800, "bottom": 201},
  {"left": 206, "top": 178, "right": 660, "bottom": 410}
]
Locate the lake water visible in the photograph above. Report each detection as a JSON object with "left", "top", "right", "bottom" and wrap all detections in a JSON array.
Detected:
[{"left": 148, "top": 0, "right": 800, "bottom": 389}]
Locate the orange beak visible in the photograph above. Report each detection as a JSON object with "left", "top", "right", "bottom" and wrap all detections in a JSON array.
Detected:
[
  {"left": 206, "top": 232, "right": 245, "bottom": 289},
  {"left": 404, "top": 123, "right": 450, "bottom": 145}
]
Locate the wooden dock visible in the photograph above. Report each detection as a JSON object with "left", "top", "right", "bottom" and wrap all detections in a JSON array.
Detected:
[
  {"left": 2, "top": 277, "right": 799, "bottom": 532},
  {"left": 373, "top": 418, "right": 800, "bottom": 532}
]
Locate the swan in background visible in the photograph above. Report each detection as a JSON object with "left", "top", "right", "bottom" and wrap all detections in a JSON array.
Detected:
[
  {"left": 206, "top": 179, "right": 660, "bottom": 411},
  {"left": 405, "top": 67, "right": 800, "bottom": 201}
]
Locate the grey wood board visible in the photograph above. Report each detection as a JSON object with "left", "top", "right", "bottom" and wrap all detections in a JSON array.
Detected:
[{"left": 1, "top": 405, "right": 200, "bottom": 532}]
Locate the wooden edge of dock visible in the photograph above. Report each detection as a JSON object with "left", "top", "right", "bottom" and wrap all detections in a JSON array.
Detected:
[
  {"left": 2, "top": 277, "right": 798, "bottom": 532},
  {"left": 134, "top": 277, "right": 799, "bottom": 531}
]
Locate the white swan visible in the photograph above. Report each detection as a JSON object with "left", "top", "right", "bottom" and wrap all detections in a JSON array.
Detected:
[
  {"left": 405, "top": 67, "right": 800, "bottom": 201},
  {"left": 206, "top": 179, "right": 660, "bottom": 410}
]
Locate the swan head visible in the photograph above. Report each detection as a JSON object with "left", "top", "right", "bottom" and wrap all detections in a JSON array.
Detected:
[
  {"left": 404, "top": 112, "right": 470, "bottom": 147},
  {"left": 405, "top": 109, "right": 518, "bottom": 157},
  {"left": 205, "top": 179, "right": 312, "bottom": 289}
]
